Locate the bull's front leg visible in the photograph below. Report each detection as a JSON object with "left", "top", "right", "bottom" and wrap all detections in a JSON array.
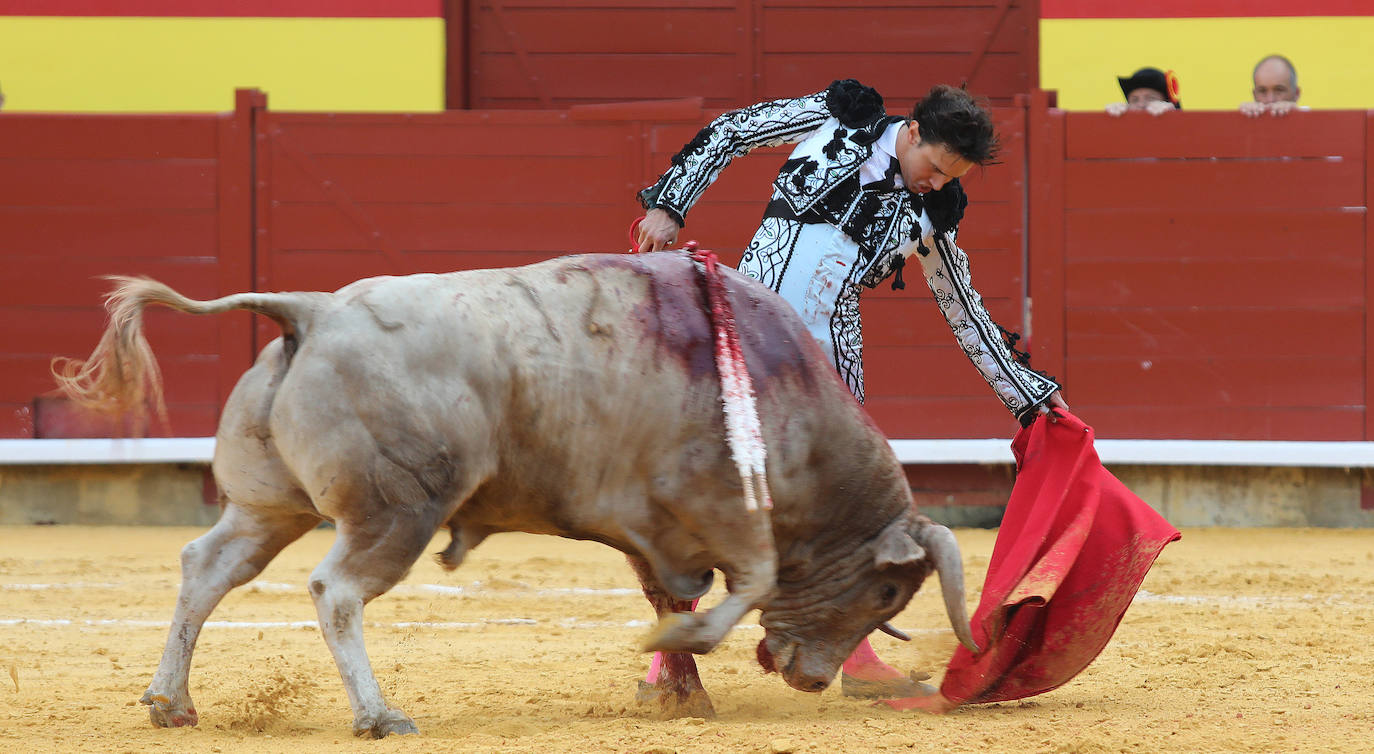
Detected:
[
  {"left": 626, "top": 555, "right": 716, "bottom": 719},
  {"left": 643, "top": 558, "right": 776, "bottom": 654},
  {"left": 642, "top": 511, "right": 777, "bottom": 655}
]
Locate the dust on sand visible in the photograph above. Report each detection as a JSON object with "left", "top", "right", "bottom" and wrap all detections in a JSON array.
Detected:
[{"left": 1, "top": 525, "right": 1371, "bottom": 753}]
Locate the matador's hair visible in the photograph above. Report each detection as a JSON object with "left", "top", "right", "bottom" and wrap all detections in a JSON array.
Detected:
[{"left": 909, "top": 85, "right": 999, "bottom": 166}]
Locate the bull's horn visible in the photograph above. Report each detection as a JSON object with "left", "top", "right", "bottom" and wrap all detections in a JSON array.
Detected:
[
  {"left": 917, "top": 524, "right": 979, "bottom": 654},
  {"left": 877, "top": 622, "right": 911, "bottom": 641}
]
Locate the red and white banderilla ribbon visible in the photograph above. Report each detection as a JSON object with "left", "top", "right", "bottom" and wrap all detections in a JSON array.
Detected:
[{"left": 629, "top": 218, "right": 772, "bottom": 512}]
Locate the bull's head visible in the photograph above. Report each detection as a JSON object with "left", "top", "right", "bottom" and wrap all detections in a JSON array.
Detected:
[{"left": 756, "top": 514, "right": 976, "bottom": 692}]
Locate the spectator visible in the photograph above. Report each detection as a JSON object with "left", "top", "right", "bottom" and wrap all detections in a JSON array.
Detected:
[
  {"left": 1241, "top": 55, "right": 1302, "bottom": 118},
  {"left": 1106, "top": 67, "right": 1180, "bottom": 117}
]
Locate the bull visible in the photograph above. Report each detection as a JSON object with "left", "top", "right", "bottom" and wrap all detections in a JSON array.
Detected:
[{"left": 54, "top": 252, "right": 975, "bottom": 737}]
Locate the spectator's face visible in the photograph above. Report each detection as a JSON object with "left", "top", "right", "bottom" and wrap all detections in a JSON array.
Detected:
[
  {"left": 899, "top": 124, "right": 973, "bottom": 195},
  {"left": 1253, "top": 60, "right": 1299, "bottom": 103},
  {"left": 1126, "top": 88, "right": 1167, "bottom": 110}
]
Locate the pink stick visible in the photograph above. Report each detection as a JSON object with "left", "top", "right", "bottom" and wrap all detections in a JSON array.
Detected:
[
  {"left": 644, "top": 598, "right": 701, "bottom": 684},
  {"left": 842, "top": 636, "right": 884, "bottom": 673},
  {"left": 645, "top": 652, "right": 665, "bottom": 684}
]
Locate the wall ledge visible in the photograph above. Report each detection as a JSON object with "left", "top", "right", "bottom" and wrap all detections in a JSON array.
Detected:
[{"left": 6, "top": 437, "right": 1374, "bottom": 469}]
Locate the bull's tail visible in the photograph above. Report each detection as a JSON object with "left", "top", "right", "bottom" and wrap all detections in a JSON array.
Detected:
[{"left": 51, "top": 275, "right": 328, "bottom": 435}]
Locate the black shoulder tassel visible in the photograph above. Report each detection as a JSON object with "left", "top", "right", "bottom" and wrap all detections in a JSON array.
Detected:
[
  {"left": 825, "top": 79, "right": 886, "bottom": 128},
  {"left": 890, "top": 253, "right": 906, "bottom": 291}
]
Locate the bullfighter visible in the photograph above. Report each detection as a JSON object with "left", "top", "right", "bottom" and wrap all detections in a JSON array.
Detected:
[{"left": 635, "top": 78, "right": 1066, "bottom": 698}]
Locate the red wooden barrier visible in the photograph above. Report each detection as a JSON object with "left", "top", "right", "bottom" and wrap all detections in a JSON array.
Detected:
[
  {"left": 8, "top": 90, "right": 1373, "bottom": 446},
  {"left": 1366, "top": 111, "right": 1374, "bottom": 442},
  {"left": 1028, "top": 106, "right": 1370, "bottom": 441},
  {"left": 0, "top": 91, "right": 261, "bottom": 438}
]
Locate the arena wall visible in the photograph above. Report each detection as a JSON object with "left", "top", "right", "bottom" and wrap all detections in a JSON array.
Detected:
[
  {"left": 0, "top": 91, "right": 260, "bottom": 438},
  {"left": 4, "top": 93, "right": 1374, "bottom": 525},
  {"left": 2, "top": 461, "right": 1370, "bottom": 528},
  {"left": 7, "top": 93, "right": 1370, "bottom": 443},
  {"left": 1028, "top": 101, "right": 1374, "bottom": 442}
]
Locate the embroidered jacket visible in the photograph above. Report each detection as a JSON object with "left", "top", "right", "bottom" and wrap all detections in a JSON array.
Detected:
[{"left": 639, "top": 80, "right": 1060, "bottom": 421}]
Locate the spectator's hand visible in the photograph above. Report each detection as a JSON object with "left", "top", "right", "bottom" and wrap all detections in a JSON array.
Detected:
[
  {"left": 636, "top": 208, "right": 680, "bottom": 252},
  {"left": 1145, "top": 100, "right": 1176, "bottom": 116},
  {"left": 1240, "top": 101, "right": 1267, "bottom": 118},
  {"left": 1105, "top": 102, "right": 1129, "bottom": 117},
  {"left": 1268, "top": 100, "right": 1298, "bottom": 117}
]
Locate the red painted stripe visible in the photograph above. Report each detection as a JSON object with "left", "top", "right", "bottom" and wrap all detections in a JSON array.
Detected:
[
  {"left": 1042, "top": 0, "right": 1372, "bottom": 18},
  {"left": 0, "top": 0, "right": 440, "bottom": 17}
]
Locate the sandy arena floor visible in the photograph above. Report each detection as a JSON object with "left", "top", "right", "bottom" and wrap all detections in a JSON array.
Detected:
[{"left": 1, "top": 525, "right": 1371, "bottom": 753}]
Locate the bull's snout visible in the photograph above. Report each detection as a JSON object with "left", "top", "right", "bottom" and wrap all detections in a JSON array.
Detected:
[
  {"left": 788, "top": 669, "right": 834, "bottom": 693},
  {"left": 800, "top": 675, "right": 831, "bottom": 692},
  {"left": 779, "top": 649, "right": 838, "bottom": 693},
  {"left": 762, "top": 631, "right": 839, "bottom": 692}
]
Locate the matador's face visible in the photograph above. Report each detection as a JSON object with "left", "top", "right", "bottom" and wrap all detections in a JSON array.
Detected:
[{"left": 897, "top": 123, "right": 973, "bottom": 195}]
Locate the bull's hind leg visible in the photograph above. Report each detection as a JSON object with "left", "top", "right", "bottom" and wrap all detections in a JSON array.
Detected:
[
  {"left": 142, "top": 503, "right": 319, "bottom": 728},
  {"left": 307, "top": 508, "right": 444, "bottom": 738},
  {"left": 626, "top": 555, "right": 715, "bottom": 719}
]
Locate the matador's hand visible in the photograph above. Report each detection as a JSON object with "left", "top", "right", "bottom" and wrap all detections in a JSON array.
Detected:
[
  {"left": 1038, "top": 391, "right": 1070, "bottom": 421},
  {"left": 637, "top": 209, "right": 681, "bottom": 253}
]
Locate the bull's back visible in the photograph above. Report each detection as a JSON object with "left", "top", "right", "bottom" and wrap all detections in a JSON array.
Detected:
[{"left": 261, "top": 253, "right": 878, "bottom": 533}]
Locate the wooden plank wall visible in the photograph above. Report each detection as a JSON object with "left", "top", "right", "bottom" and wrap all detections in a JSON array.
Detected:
[
  {"left": 463, "top": 0, "right": 1037, "bottom": 111},
  {"left": 0, "top": 96, "right": 258, "bottom": 438},
  {"left": 7, "top": 94, "right": 1372, "bottom": 444},
  {"left": 1031, "top": 109, "right": 1369, "bottom": 440}
]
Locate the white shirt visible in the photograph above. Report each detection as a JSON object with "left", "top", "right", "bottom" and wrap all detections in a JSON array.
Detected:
[{"left": 858, "top": 121, "right": 905, "bottom": 189}]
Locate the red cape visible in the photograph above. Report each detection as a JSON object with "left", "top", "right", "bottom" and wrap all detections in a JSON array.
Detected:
[{"left": 887, "top": 410, "right": 1180, "bottom": 710}]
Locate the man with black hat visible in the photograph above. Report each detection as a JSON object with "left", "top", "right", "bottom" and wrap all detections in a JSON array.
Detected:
[{"left": 1106, "top": 67, "right": 1180, "bottom": 116}]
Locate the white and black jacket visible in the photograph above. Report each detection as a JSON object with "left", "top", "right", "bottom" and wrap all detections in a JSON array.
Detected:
[{"left": 639, "top": 79, "right": 1060, "bottom": 423}]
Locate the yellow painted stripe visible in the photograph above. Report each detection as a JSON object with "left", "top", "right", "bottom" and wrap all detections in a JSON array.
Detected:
[
  {"left": 0, "top": 17, "right": 443, "bottom": 112},
  {"left": 1041, "top": 17, "right": 1374, "bottom": 111}
]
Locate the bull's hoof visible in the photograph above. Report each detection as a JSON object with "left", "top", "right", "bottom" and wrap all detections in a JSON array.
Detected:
[
  {"left": 634, "top": 680, "right": 661, "bottom": 705},
  {"left": 635, "top": 681, "right": 717, "bottom": 720},
  {"left": 352, "top": 708, "right": 419, "bottom": 739},
  {"left": 141, "top": 690, "right": 199, "bottom": 728},
  {"left": 641, "top": 613, "right": 717, "bottom": 655},
  {"left": 841, "top": 673, "right": 937, "bottom": 700}
]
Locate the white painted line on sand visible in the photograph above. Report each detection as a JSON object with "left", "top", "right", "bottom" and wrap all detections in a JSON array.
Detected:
[
  {"left": 1133, "top": 590, "right": 1370, "bottom": 609},
  {"left": 1, "top": 582, "right": 123, "bottom": 590},
  {"left": 0, "top": 617, "right": 691, "bottom": 631},
  {"left": 8, "top": 581, "right": 1371, "bottom": 610},
  {"left": 2, "top": 580, "right": 646, "bottom": 597},
  {"left": 0, "top": 616, "right": 956, "bottom": 634}
]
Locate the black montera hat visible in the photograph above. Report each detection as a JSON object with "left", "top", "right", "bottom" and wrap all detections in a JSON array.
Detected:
[{"left": 1117, "top": 67, "right": 1181, "bottom": 108}]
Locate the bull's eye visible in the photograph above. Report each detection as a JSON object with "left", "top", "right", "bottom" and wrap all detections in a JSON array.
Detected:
[{"left": 879, "top": 583, "right": 899, "bottom": 607}]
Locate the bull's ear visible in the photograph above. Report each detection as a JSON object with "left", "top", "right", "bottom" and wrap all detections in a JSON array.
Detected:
[{"left": 874, "top": 523, "right": 926, "bottom": 569}]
